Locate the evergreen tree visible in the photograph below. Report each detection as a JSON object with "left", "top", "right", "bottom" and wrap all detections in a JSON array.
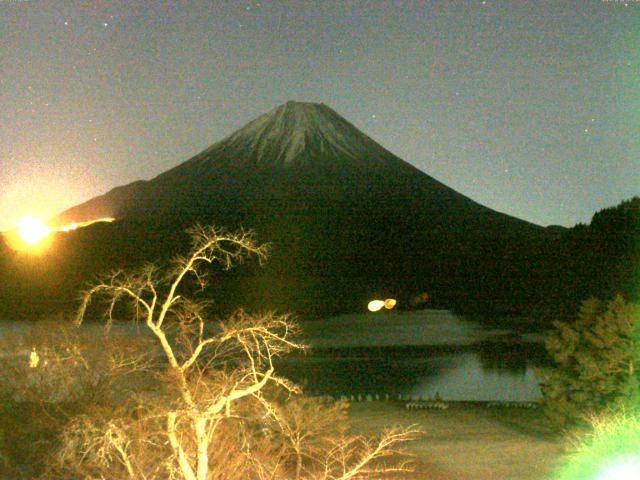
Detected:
[{"left": 539, "top": 295, "right": 640, "bottom": 427}]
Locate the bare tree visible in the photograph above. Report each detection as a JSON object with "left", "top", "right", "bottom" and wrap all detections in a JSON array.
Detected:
[
  {"left": 270, "top": 397, "right": 421, "bottom": 480},
  {"left": 72, "top": 225, "right": 419, "bottom": 480},
  {"left": 75, "top": 225, "right": 303, "bottom": 480},
  {"left": 319, "top": 426, "right": 422, "bottom": 480}
]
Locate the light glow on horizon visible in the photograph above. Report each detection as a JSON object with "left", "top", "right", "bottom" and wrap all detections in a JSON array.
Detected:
[
  {"left": 4, "top": 216, "right": 116, "bottom": 254},
  {"left": 16, "top": 216, "right": 50, "bottom": 245},
  {"left": 57, "top": 217, "right": 115, "bottom": 232}
]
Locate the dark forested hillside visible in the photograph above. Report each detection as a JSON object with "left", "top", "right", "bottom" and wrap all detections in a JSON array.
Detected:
[{"left": 526, "top": 197, "right": 640, "bottom": 321}]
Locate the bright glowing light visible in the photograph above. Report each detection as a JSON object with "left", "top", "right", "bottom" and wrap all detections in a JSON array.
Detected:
[
  {"left": 368, "top": 300, "right": 385, "bottom": 312},
  {"left": 3, "top": 216, "right": 116, "bottom": 254},
  {"left": 557, "top": 412, "right": 640, "bottom": 480},
  {"left": 16, "top": 216, "right": 50, "bottom": 245},
  {"left": 384, "top": 298, "right": 397, "bottom": 310},
  {"left": 29, "top": 348, "right": 40, "bottom": 369},
  {"left": 58, "top": 222, "right": 79, "bottom": 232},
  {"left": 597, "top": 459, "right": 640, "bottom": 480},
  {"left": 57, "top": 217, "right": 115, "bottom": 232}
]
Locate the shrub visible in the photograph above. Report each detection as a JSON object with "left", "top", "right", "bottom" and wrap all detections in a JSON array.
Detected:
[
  {"left": 539, "top": 295, "right": 640, "bottom": 428},
  {"left": 0, "top": 319, "right": 156, "bottom": 478}
]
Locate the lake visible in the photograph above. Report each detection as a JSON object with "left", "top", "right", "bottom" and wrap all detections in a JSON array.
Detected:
[
  {"left": 0, "top": 309, "right": 549, "bottom": 402},
  {"left": 277, "top": 310, "right": 548, "bottom": 402}
]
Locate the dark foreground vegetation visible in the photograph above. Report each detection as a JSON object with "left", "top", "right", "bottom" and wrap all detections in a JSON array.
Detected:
[
  {"left": 539, "top": 295, "right": 640, "bottom": 479},
  {"left": 0, "top": 226, "right": 420, "bottom": 479},
  {"left": 0, "top": 196, "right": 637, "bottom": 478},
  {"left": 1, "top": 196, "right": 637, "bottom": 323}
]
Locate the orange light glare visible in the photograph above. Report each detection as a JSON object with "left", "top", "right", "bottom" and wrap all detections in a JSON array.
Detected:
[
  {"left": 3, "top": 216, "right": 116, "bottom": 254},
  {"left": 57, "top": 217, "right": 115, "bottom": 232},
  {"left": 16, "top": 216, "right": 50, "bottom": 245},
  {"left": 384, "top": 298, "right": 397, "bottom": 310}
]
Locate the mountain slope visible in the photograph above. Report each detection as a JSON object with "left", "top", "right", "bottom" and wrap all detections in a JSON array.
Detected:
[
  {"left": 37, "top": 101, "right": 552, "bottom": 315},
  {"left": 56, "top": 102, "right": 536, "bottom": 230}
]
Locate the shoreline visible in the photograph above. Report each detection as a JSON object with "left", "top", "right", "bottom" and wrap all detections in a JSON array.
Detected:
[{"left": 347, "top": 400, "right": 564, "bottom": 479}]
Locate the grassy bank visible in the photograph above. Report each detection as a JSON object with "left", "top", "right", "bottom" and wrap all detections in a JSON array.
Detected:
[{"left": 347, "top": 401, "right": 565, "bottom": 480}]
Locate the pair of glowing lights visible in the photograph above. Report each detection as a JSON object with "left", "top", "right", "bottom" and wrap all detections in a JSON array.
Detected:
[{"left": 367, "top": 298, "right": 397, "bottom": 312}]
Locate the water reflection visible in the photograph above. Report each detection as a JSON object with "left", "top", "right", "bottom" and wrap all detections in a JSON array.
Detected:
[
  {"left": 277, "top": 344, "right": 546, "bottom": 402},
  {"left": 278, "top": 311, "right": 548, "bottom": 402},
  {"left": 409, "top": 352, "right": 543, "bottom": 402},
  {"left": 276, "top": 351, "right": 448, "bottom": 398},
  {"left": 476, "top": 339, "right": 543, "bottom": 374},
  {"left": 300, "top": 309, "right": 485, "bottom": 348}
]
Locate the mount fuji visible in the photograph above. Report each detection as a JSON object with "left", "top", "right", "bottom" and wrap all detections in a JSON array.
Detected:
[
  {"left": 5, "top": 102, "right": 553, "bottom": 316},
  {"left": 57, "top": 102, "right": 537, "bottom": 228}
]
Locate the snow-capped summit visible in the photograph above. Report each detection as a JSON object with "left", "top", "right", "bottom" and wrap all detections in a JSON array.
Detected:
[
  {"left": 157, "top": 101, "right": 408, "bottom": 181},
  {"left": 206, "top": 101, "right": 390, "bottom": 168}
]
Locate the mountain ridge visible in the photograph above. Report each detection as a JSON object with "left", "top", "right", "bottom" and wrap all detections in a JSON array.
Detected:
[{"left": 56, "top": 101, "right": 541, "bottom": 233}]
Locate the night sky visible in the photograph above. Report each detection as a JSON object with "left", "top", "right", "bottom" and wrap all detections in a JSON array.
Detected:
[{"left": 1, "top": 0, "right": 638, "bottom": 231}]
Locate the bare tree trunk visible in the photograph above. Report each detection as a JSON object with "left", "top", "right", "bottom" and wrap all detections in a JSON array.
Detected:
[
  {"left": 168, "top": 412, "right": 197, "bottom": 480},
  {"left": 195, "top": 416, "right": 209, "bottom": 480},
  {"left": 74, "top": 226, "right": 424, "bottom": 480},
  {"left": 295, "top": 447, "right": 303, "bottom": 480}
]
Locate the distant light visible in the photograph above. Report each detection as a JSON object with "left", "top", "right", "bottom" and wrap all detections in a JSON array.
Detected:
[
  {"left": 29, "top": 348, "right": 40, "bottom": 369},
  {"left": 17, "top": 216, "right": 50, "bottom": 245},
  {"left": 368, "top": 300, "right": 385, "bottom": 312},
  {"left": 384, "top": 298, "right": 397, "bottom": 310}
]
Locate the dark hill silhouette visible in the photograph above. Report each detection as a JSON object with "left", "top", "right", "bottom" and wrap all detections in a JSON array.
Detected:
[
  {"left": 3, "top": 102, "right": 557, "bottom": 317},
  {"left": 552, "top": 197, "right": 640, "bottom": 310}
]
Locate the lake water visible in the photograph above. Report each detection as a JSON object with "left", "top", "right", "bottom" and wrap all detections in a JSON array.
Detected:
[
  {"left": 276, "top": 310, "right": 548, "bottom": 402},
  {"left": 1, "top": 310, "right": 548, "bottom": 402}
]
